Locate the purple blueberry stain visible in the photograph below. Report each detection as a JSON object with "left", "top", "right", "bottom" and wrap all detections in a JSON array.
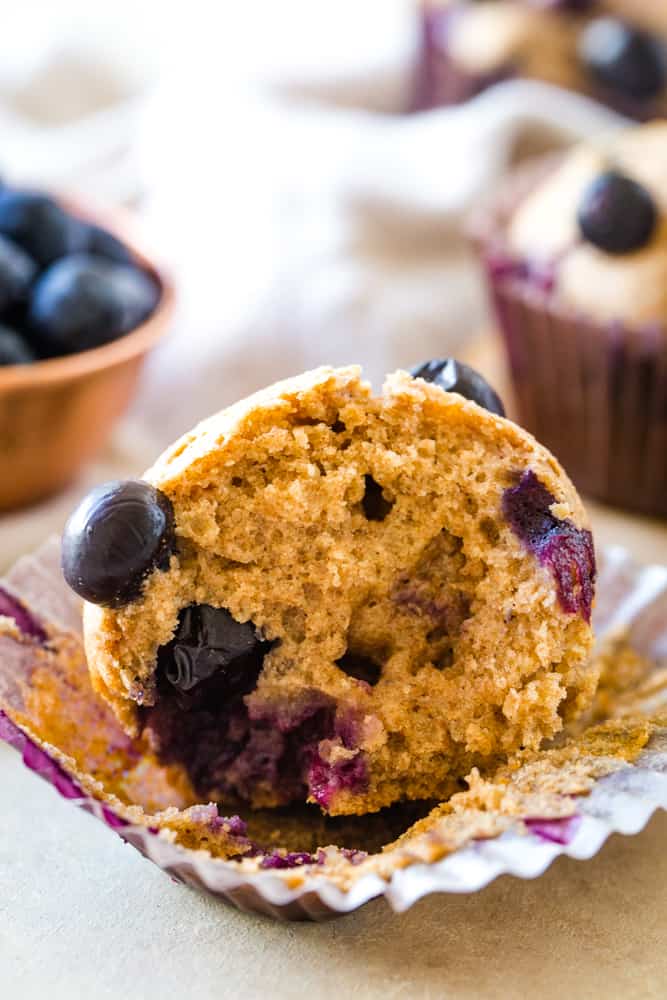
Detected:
[
  {"left": 307, "top": 751, "right": 368, "bottom": 810},
  {"left": 101, "top": 806, "right": 129, "bottom": 830},
  {"left": 303, "top": 708, "right": 369, "bottom": 809},
  {"left": 393, "top": 582, "right": 470, "bottom": 633},
  {"left": 110, "top": 597, "right": 372, "bottom": 812},
  {"left": 525, "top": 815, "right": 582, "bottom": 845},
  {"left": 338, "top": 847, "right": 368, "bottom": 865},
  {"left": 259, "top": 846, "right": 367, "bottom": 870},
  {"left": 158, "top": 603, "right": 274, "bottom": 697},
  {"left": 0, "top": 587, "right": 47, "bottom": 643},
  {"left": 186, "top": 804, "right": 248, "bottom": 839},
  {"left": 260, "top": 851, "right": 316, "bottom": 870},
  {"left": 1, "top": 709, "right": 85, "bottom": 800},
  {"left": 502, "top": 471, "right": 595, "bottom": 622},
  {"left": 0, "top": 711, "right": 269, "bottom": 850},
  {"left": 221, "top": 814, "right": 248, "bottom": 838},
  {"left": 247, "top": 691, "right": 332, "bottom": 733},
  {"left": 484, "top": 247, "right": 558, "bottom": 296}
]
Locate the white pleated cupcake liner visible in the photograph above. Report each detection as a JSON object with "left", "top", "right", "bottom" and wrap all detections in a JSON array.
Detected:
[{"left": 1, "top": 538, "right": 666, "bottom": 921}]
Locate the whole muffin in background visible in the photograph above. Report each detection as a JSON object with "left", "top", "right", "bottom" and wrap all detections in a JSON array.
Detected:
[
  {"left": 413, "top": 1, "right": 667, "bottom": 120},
  {"left": 472, "top": 120, "right": 667, "bottom": 517},
  {"left": 64, "top": 365, "right": 597, "bottom": 817}
]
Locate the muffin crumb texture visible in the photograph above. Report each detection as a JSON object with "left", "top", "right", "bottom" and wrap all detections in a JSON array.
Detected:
[{"left": 84, "top": 366, "right": 596, "bottom": 815}]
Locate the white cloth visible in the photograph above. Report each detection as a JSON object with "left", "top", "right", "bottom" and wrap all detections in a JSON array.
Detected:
[
  {"left": 135, "top": 80, "right": 624, "bottom": 439},
  {"left": 0, "top": 3, "right": 630, "bottom": 566}
]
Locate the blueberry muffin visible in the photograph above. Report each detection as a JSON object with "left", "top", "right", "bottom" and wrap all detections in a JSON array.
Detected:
[
  {"left": 413, "top": 1, "right": 667, "bottom": 120},
  {"left": 473, "top": 120, "right": 667, "bottom": 516},
  {"left": 63, "top": 364, "right": 597, "bottom": 816}
]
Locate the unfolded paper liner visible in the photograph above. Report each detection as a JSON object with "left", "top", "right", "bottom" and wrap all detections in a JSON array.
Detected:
[{"left": 1, "top": 538, "right": 667, "bottom": 922}]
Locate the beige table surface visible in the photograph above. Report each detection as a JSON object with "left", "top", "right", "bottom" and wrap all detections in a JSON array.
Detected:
[{"left": 2, "top": 338, "right": 667, "bottom": 1000}]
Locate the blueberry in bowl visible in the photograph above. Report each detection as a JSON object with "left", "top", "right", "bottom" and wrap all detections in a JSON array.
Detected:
[
  {"left": 0, "top": 189, "right": 173, "bottom": 510},
  {"left": 0, "top": 324, "right": 35, "bottom": 365},
  {"left": 29, "top": 253, "right": 160, "bottom": 358},
  {"left": 84, "top": 223, "right": 135, "bottom": 267},
  {"left": 0, "top": 233, "right": 37, "bottom": 315}
]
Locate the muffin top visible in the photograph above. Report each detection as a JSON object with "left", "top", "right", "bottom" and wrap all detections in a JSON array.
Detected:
[
  {"left": 424, "top": 1, "right": 667, "bottom": 116},
  {"left": 506, "top": 121, "right": 667, "bottom": 324}
]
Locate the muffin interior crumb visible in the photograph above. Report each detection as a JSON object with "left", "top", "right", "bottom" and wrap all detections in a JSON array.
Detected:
[{"left": 85, "top": 370, "right": 596, "bottom": 815}]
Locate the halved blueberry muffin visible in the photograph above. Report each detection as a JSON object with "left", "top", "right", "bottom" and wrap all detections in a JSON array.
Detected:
[
  {"left": 414, "top": 1, "right": 667, "bottom": 120},
  {"left": 65, "top": 365, "right": 597, "bottom": 816},
  {"left": 473, "top": 120, "right": 667, "bottom": 516}
]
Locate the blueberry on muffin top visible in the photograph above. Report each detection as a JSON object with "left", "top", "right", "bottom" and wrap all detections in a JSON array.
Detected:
[{"left": 507, "top": 121, "right": 667, "bottom": 324}]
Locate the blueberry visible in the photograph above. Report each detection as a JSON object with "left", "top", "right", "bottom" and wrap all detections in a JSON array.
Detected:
[
  {"left": 410, "top": 358, "right": 506, "bottom": 416},
  {"left": 28, "top": 253, "right": 160, "bottom": 356},
  {"left": 578, "top": 170, "right": 657, "bottom": 254},
  {"left": 0, "top": 234, "right": 37, "bottom": 313},
  {"left": 0, "top": 190, "right": 87, "bottom": 267},
  {"left": 158, "top": 604, "right": 272, "bottom": 696},
  {"left": 580, "top": 18, "right": 667, "bottom": 101},
  {"left": 85, "top": 224, "right": 134, "bottom": 266},
  {"left": 502, "top": 471, "right": 595, "bottom": 622},
  {"left": 0, "top": 324, "right": 35, "bottom": 365},
  {"left": 61, "top": 480, "right": 176, "bottom": 607}
]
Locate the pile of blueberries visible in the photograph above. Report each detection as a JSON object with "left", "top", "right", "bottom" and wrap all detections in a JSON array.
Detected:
[{"left": 0, "top": 188, "right": 160, "bottom": 366}]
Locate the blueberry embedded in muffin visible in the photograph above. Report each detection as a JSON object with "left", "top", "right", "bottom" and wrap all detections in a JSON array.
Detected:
[
  {"left": 71, "top": 365, "right": 597, "bottom": 816},
  {"left": 502, "top": 470, "right": 594, "bottom": 620},
  {"left": 473, "top": 120, "right": 667, "bottom": 516}
]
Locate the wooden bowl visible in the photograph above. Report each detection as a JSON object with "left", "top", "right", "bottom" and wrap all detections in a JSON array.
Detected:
[{"left": 0, "top": 203, "right": 174, "bottom": 511}]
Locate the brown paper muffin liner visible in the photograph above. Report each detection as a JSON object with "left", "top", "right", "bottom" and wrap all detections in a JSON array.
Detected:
[
  {"left": 1, "top": 538, "right": 667, "bottom": 921},
  {"left": 411, "top": 4, "right": 509, "bottom": 112},
  {"left": 470, "top": 156, "right": 667, "bottom": 518}
]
